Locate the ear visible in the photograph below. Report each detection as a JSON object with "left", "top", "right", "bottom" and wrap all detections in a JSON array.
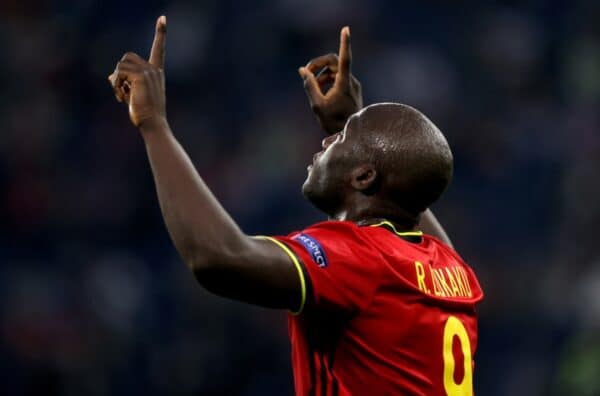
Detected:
[{"left": 350, "top": 164, "right": 377, "bottom": 192}]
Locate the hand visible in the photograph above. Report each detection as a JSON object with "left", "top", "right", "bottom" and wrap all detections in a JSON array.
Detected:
[
  {"left": 298, "top": 27, "right": 363, "bottom": 135},
  {"left": 108, "top": 16, "right": 168, "bottom": 130}
]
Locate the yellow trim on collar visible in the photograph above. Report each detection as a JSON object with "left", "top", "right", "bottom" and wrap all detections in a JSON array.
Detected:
[
  {"left": 254, "top": 236, "right": 306, "bottom": 315},
  {"left": 370, "top": 220, "right": 424, "bottom": 237}
]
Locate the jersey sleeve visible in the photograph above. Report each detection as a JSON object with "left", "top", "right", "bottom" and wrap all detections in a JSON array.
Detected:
[{"left": 268, "top": 221, "right": 385, "bottom": 314}]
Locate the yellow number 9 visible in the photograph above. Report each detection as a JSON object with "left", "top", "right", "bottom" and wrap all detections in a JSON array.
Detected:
[{"left": 443, "top": 316, "right": 473, "bottom": 396}]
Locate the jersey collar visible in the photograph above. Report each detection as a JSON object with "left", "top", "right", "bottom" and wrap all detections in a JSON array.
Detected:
[{"left": 358, "top": 219, "right": 424, "bottom": 243}]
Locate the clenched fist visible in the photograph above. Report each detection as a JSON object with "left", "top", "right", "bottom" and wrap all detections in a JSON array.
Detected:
[
  {"left": 298, "top": 27, "right": 363, "bottom": 135},
  {"left": 108, "top": 16, "right": 168, "bottom": 130}
]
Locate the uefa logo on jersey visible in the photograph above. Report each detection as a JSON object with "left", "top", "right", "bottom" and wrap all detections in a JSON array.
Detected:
[{"left": 293, "top": 233, "right": 328, "bottom": 268}]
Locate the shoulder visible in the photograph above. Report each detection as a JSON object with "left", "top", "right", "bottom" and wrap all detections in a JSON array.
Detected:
[
  {"left": 424, "top": 234, "right": 468, "bottom": 264},
  {"left": 289, "top": 220, "right": 385, "bottom": 265},
  {"left": 423, "top": 234, "right": 485, "bottom": 299},
  {"left": 293, "top": 220, "right": 381, "bottom": 249},
  {"left": 300, "top": 220, "right": 361, "bottom": 234},
  {"left": 290, "top": 220, "right": 366, "bottom": 244}
]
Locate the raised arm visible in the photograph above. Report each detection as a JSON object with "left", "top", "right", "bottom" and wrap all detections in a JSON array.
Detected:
[
  {"left": 107, "top": 16, "right": 304, "bottom": 311},
  {"left": 298, "top": 28, "right": 453, "bottom": 247}
]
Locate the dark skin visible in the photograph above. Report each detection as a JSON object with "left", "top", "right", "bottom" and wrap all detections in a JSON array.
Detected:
[{"left": 108, "top": 17, "right": 451, "bottom": 312}]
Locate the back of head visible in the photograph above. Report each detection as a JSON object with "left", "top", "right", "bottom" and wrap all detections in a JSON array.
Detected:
[{"left": 354, "top": 103, "right": 453, "bottom": 216}]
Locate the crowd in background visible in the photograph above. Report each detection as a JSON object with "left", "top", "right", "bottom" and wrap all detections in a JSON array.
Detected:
[{"left": 0, "top": 0, "right": 599, "bottom": 395}]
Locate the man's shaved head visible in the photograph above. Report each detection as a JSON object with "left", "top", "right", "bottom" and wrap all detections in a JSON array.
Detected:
[
  {"left": 303, "top": 102, "right": 453, "bottom": 225},
  {"left": 352, "top": 103, "right": 453, "bottom": 214}
]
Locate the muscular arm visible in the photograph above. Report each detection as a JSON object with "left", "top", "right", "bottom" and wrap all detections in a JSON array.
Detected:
[
  {"left": 298, "top": 28, "right": 453, "bottom": 246},
  {"left": 142, "top": 121, "right": 303, "bottom": 308},
  {"left": 108, "top": 17, "right": 303, "bottom": 311}
]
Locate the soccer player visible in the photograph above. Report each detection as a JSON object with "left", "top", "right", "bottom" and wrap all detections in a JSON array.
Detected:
[{"left": 108, "top": 16, "right": 484, "bottom": 396}]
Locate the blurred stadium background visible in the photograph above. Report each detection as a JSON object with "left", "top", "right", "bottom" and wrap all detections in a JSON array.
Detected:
[{"left": 1, "top": 0, "right": 599, "bottom": 395}]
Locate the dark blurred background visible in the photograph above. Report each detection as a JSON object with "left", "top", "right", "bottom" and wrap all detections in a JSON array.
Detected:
[{"left": 1, "top": 0, "right": 599, "bottom": 395}]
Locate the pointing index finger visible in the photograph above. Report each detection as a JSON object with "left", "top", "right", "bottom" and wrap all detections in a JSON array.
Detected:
[
  {"left": 149, "top": 15, "right": 167, "bottom": 68},
  {"left": 336, "top": 26, "right": 352, "bottom": 82}
]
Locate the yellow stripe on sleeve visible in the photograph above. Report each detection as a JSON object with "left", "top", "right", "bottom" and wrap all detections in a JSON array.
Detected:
[{"left": 254, "top": 236, "right": 307, "bottom": 315}]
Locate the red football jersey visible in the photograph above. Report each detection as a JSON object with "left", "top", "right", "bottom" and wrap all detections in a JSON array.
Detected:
[{"left": 268, "top": 220, "right": 484, "bottom": 396}]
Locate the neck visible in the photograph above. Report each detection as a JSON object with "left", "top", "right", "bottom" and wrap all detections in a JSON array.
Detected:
[{"left": 332, "top": 197, "right": 418, "bottom": 231}]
